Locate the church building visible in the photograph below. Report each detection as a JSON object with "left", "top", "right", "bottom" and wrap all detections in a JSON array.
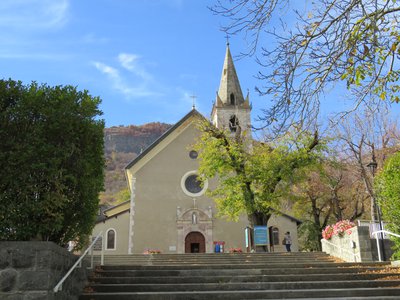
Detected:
[{"left": 91, "top": 44, "right": 301, "bottom": 254}]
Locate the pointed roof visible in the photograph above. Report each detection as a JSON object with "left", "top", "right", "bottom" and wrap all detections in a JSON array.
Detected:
[
  {"left": 125, "top": 109, "right": 205, "bottom": 171},
  {"left": 217, "top": 43, "right": 245, "bottom": 106}
]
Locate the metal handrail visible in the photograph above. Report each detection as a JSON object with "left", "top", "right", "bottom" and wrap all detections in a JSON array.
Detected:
[
  {"left": 53, "top": 231, "right": 104, "bottom": 293},
  {"left": 371, "top": 230, "right": 400, "bottom": 262},
  {"left": 321, "top": 238, "right": 361, "bottom": 262}
]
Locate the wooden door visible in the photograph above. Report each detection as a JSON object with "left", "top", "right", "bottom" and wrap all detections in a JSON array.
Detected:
[{"left": 185, "top": 231, "right": 205, "bottom": 253}]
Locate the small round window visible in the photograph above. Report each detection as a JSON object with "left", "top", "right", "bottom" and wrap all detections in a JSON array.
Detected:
[
  {"left": 181, "top": 170, "right": 208, "bottom": 197},
  {"left": 185, "top": 175, "right": 202, "bottom": 193},
  {"left": 189, "top": 150, "right": 198, "bottom": 159}
]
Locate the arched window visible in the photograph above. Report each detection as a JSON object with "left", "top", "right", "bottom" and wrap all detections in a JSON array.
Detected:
[
  {"left": 106, "top": 229, "right": 116, "bottom": 250},
  {"left": 230, "top": 93, "right": 235, "bottom": 105},
  {"left": 229, "top": 115, "right": 239, "bottom": 132},
  {"left": 272, "top": 227, "right": 280, "bottom": 246}
]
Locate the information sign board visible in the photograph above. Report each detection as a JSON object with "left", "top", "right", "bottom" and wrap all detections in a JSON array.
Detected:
[{"left": 254, "top": 226, "right": 268, "bottom": 245}]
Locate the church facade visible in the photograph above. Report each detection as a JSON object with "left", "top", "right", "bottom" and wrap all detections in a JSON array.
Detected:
[{"left": 91, "top": 45, "right": 301, "bottom": 254}]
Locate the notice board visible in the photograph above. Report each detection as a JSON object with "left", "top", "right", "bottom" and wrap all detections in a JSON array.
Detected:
[{"left": 254, "top": 226, "right": 268, "bottom": 246}]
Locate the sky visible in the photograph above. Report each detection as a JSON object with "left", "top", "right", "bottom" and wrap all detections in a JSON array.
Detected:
[
  {"left": 0, "top": 0, "right": 273, "bottom": 128},
  {"left": 1, "top": 0, "right": 397, "bottom": 131}
]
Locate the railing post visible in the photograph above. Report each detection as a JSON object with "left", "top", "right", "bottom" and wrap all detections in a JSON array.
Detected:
[
  {"left": 53, "top": 231, "right": 103, "bottom": 293},
  {"left": 374, "top": 232, "right": 382, "bottom": 262},
  {"left": 101, "top": 231, "right": 104, "bottom": 266},
  {"left": 90, "top": 245, "right": 94, "bottom": 269}
]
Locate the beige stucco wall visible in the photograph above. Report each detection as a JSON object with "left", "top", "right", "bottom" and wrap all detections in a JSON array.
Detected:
[
  {"left": 211, "top": 214, "right": 249, "bottom": 252},
  {"left": 127, "top": 119, "right": 250, "bottom": 253},
  {"left": 91, "top": 211, "right": 130, "bottom": 255},
  {"left": 123, "top": 114, "right": 302, "bottom": 254},
  {"left": 267, "top": 214, "right": 299, "bottom": 252}
]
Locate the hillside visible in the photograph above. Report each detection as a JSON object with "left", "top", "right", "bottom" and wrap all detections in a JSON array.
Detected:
[{"left": 100, "top": 122, "right": 172, "bottom": 204}]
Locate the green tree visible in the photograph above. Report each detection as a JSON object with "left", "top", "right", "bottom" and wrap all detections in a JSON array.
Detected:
[
  {"left": 293, "top": 160, "right": 366, "bottom": 251},
  {"left": 115, "top": 187, "right": 130, "bottom": 204},
  {"left": 298, "top": 220, "right": 324, "bottom": 251},
  {"left": 212, "top": 0, "right": 400, "bottom": 133},
  {"left": 0, "top": 79, "right": 104, "bottom": 247},
  {"left": 376, "top": 152, "right": 400, "bottom": 259},
  {"left": 194, "top": 120, "right": 322, "bottom": 226}
]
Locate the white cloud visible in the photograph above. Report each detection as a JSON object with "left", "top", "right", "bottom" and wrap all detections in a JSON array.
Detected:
[
  {"left": 0, "top": 0, "right": 69, "bottom": 30},
  {"left": 93, "top": 62, "right": 119, "bottom": 79},
  {"left": 92, "top": 60, "right": 161, "bottom": 99},
  {"left": 118, "top": 53, "right": 138, "bottom": 71},
  {"left": 118, "top": 53, "right": 152, "bottom": 81}
]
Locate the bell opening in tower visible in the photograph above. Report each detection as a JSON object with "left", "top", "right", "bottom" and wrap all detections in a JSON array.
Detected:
[
  {"left": 229, "top": 115, "right": 239, "bottom": 132},
  {"left": 230, "top": 93, "right": 235, "bottom": 105}
]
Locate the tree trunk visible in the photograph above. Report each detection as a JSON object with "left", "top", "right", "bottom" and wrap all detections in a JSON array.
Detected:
[
  {"left": 248, "top": 210, "right": 272, "bottom": 252},
  {"left": 249, "top": 210, "right": 272, "bottom": 226}
]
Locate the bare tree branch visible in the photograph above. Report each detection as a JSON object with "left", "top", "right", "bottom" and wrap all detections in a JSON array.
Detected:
[{"left": 211, "top": 0, "right": 400, "bottom": 135}]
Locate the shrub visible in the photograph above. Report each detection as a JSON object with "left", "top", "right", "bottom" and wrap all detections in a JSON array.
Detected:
[
  {"left": 0, "top": 79, "right": 104, "bottom": 248},
  {"left": 322, "top": 220, "right": 355, "bottom": 240}
]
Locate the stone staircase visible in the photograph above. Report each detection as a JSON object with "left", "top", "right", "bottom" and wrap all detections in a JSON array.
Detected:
[{"left": 79, "top": 252, "right": 400, "bottom": 299}]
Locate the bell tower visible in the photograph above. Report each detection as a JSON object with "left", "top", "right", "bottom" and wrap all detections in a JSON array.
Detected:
[{"left": 211, "top": 43, "right": 251, "bottom": 135}]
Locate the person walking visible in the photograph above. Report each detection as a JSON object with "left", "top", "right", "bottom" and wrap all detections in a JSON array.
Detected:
[{"left": 283, "top": 231, "right": 292, "bottom": 252}]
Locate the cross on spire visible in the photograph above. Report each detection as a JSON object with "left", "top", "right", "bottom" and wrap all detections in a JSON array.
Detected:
[{"left": 190, "top": 94, "right": 197, "bottom": 110}]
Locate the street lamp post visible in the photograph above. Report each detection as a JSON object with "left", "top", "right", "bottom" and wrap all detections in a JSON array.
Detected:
[{"left": 366, "top": 160, "right": 385, "bottom": 261}]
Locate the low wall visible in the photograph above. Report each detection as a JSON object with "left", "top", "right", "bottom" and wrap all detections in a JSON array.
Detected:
[
  {"left": 0, "top": 241, "right": 90, "bottom": 300},
  {"left": 321, "top": 226, "right": 373, "bottom": 262}
]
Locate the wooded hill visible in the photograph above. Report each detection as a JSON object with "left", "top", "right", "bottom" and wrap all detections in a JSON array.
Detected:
[{"left": 101, "top": 122, "right": 172, "bottom": 204}]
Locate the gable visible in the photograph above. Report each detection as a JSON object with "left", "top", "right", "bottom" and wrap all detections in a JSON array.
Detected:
[
  {"left": 104, "top": 201, "right": 130, "bottom": 218},
  {"left": 125, "top": 109, "right": 205, "bottom": 177}
]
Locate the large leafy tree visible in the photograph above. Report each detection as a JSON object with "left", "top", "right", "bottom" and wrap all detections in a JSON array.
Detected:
[
  {"left": 212, "top": 0, "right": 400, "bottom": 133},
  {"left": 0, "top": 79, "right": 104, "bottom": 247},
  {"left": 194, "top": 120, "right": 322, "bottom": 226},
  {"left": 293, "top": 160, "right": 366, "bottom": 251},
  {"left": 376, "top": 152, "right": 400, "bottom": 259}
]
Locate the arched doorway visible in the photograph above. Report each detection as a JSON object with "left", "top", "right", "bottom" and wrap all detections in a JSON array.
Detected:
[{"left": 185, "top": 231, "right": 205, "bottom": 253}]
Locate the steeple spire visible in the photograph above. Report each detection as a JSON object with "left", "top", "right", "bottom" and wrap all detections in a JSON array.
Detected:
[
  {"left": 211, "top": 43, "right": 251, "bottom": 132},
  {"left": 217, "top": 43, "right": 245, "bottom": 106}
]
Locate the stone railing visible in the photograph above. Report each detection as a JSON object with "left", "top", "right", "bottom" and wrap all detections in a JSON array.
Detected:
[
  {"left": 0, "top": 241, "right": 89, "bottom": 300},
  {"left": 321, "top": 226, "right": 373, "bottom": 262}
]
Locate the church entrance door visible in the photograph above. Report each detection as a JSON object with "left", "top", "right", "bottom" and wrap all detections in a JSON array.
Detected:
[{"left": 185, "top": 231, "right": 205, "bottom": 253}]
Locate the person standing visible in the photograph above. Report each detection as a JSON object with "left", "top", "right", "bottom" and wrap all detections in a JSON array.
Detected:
[{"left": 283, "top": 231, "right": 292, "bottom": 252}]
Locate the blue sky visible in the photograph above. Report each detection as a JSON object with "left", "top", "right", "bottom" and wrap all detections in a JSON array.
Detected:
[
  {"left": 2, "top": 1, "right": 396, "bottom": 130},
  {"left": 0, "top": 0, "right": 271, "bottom": 128}
]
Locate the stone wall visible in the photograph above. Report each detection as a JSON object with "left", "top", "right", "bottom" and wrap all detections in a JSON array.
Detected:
[
  {"left": 0, "top": 242, "right": 90, "bottom": 300},
  {"left": 321, "top": 226, "right": 373, "bottom": 262}
]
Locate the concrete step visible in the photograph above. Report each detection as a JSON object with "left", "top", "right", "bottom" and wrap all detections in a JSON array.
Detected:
[
  {"left": 91, "top": 252, "right": 336, "bottom": 265},
  {"left": 97, "top": 261, "right": 390, "bottom": 270},
  {"left": 89, "top": 272, "right": 400, "bottom": 284},
  {"left": 93, "top": 266, "right": 392, "bottom": 277},
  {"left": 101, "top": 252, "right": 331, "bottom": 258},
  {"left": 80, "top": 252, "right": 400, "bottom": 299},
  {"left": 80, "top": 287, "right": 400, "bottom": 299},
  {"left": 87, "top": 280, "right": 400, "bottom": 293}
]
